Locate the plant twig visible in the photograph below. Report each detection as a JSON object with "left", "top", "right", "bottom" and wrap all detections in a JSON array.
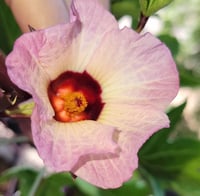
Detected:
[{"left": 136, "top": 12, "right": 149, "bottom": 33}]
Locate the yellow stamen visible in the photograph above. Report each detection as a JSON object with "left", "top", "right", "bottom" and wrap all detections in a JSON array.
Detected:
[{"left": 62, "top": 92, "right": 88, "bottom": 113}]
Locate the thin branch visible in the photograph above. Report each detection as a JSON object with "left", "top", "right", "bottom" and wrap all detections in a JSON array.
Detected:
[{"left": 136, "top": 12, "right": 149, "bottom": 33}]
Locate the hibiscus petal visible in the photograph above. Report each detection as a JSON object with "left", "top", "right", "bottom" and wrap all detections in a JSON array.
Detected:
[
  {"left": 71, "top": 105, "right": 169, "bottom": 188},
  {"left": 6, "top": 22, "right": 78, "bottom": 93},
  {"left": 6, "top": 0, "right": 118, "bottom": 92},
  {"left": 99, "top": 104, "right": 169, "bottom": 132},
  {"left": 66, "top": 0, "right": 118, "bottom": 71},
  {"left": 32, "top": 106, "right": 119, "bottom": 171},
  {"left": 86, "top": 28, "right": 179, "bottom": 111},
  {"left": 73, "top": 131, "right": 148, "bottom": 189}
]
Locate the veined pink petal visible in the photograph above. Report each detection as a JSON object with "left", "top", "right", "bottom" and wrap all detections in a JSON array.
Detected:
[
  {"left": 73, "top": 131, "right": 150, "bottom": 188},
  {"left": 6, "top": 22, "right": 78, "bottom": 93},
  {"left": 99, "top": 104, "right": 169, "bottom": 132},
  {"left": 32, "top": 105, "right": 119, "bottom": 171},
  {"left": 86, "top": 28, "right": 179, "bottom": 111},
  {"left": 6, "top": 0, "right": 118, "bottom": 89},
  {"left": 68, "top": 0, "right": 118, "bottom": 71},
  {"left": 64, "top": 0, "right": 110, "bottom": 10},
  {"left": 72, "top": 105, "right": 169, "bottom": 188}
]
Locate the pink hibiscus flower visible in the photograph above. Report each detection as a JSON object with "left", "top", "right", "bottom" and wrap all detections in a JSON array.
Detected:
[{"left": 5, "top": 0, "right": 179, "bottom": 189}]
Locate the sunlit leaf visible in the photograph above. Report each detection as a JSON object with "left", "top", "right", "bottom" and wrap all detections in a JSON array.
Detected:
[
  {"left": 5, "top": 100, "right": 34, "bottom": 117},
  {"left": 171, "top": 157, "right": 200, "bottom": 196},
  {"left": 139, "top": 0, "right": 173, "bottom": 16},
  {"left": 181, "top": 157, "right": 200, "bottom": 182}
]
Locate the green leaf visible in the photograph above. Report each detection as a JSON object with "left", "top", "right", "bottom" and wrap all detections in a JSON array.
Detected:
[
  {"left": 0, "top": 1, "right": 21, "bottom": 54},
  {"left": 139, "top": 0, "right": 173, "bottom": 16},
  {"left": 138, "top": 103, "right": 200, "bottom": 193},
  {"left": 75, "top": 178, "right": 100, "bottom": 196},
  {"left": 171, "top": 157, "right": 200, "bottom": 196},
  {"left": 111, "top": 0, "right": 140, "bottom": 28},
  {"left": 181, "top": 157, "right": 200, "bottom": 182},
  {"left": 140, "top": 138, "right": 200, "bottom": 178},
  {"left": 158, "top": 34, "right": 180, "bottom": 57},
  {"left": 36, "top": 173, "right": 85, "bottom": 196},
  {"left": 179, "top": 66, "right": 200, "bottom": 87},
  {"left": 139, "top": 102, "right": 186, "bottom": 156},
  {"left": 29, "top": 168, "right": 45, "bottom": 196},
  {"left": 98, "top": 172, "right": 151, "bottom": 196},
  {"left": 172, "top": 179, "right": 200, "bottom": 196},
  {"left": 75, "top": 172, "right": 151, "bottom": 196}
]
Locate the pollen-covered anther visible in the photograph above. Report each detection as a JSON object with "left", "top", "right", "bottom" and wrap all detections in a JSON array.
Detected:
[{"left": 62, "top": 92, "right": 88, "bottom": 113}]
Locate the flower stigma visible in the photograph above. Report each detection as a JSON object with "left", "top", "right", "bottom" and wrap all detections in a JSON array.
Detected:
[{"left": 62, "top": 92, "right": 88, "bottom": 113}]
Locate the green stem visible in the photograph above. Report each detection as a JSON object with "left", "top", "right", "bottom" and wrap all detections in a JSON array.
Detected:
[
  {"left": 139, "top": 167, "right": 165, "bottom": 196},
  {"left": 28, "top": 167, "right": 45, "bottom": 196}
]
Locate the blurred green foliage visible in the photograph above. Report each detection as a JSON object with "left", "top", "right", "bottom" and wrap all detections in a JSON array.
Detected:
[
  {"left": 139, "top": 0, "right": 173, "bottom": 16},
  {"left": 0, "top": 167, "right": 38, "bottom": 196},
  {"left": 0, "top": 1, "right": 21, "bottom": 54},
  {"left": 111, "top": 0, "right": 140, "bottom": 28}
]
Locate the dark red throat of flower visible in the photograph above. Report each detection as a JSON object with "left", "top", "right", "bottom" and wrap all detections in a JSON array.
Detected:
[{"left": 48, "top": 71, "right": 104, "bottom": 122}]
